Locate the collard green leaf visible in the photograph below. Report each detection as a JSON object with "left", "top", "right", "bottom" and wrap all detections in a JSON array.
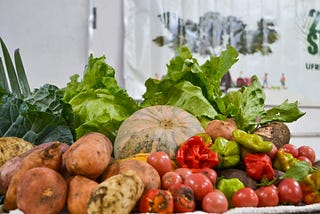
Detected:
[{"left": 0, "top": 94, "right": 74, "bottom": 145}]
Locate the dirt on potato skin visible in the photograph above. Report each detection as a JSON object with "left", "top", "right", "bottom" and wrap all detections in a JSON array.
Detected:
[{"left": 253, "top": 122, "right": 291, "bottom": 149}]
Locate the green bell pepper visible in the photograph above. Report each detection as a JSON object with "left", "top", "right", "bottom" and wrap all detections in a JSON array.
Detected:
[
  {"left": 210, "top": 137, "right": 240, "bottom": 168},
  {"left": 216, "top": 177, "right": 245, "bottom": 207},
  {"left": 232, "top": 129, "right": 273, "bottom": 153}
]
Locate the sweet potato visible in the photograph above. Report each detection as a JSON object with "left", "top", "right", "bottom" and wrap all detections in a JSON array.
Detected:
[
  {"left": 3, "top": 142, "right": 64, "bottom": 211},
  {"left": 0, "top": 142, "right": 66, "bottom": 194},
  {"left": 205, "top": 118, "right": 237, "bottom": 141},
  {"left": 63, "top": 132, "right": 113, "bottom": 179},
  {"left": 16, "top": 167, "right": 67, "bottom": 214},
  {"left": 87, "top": 170, "right": 144, "bottom": 214},
  {"left": 99, "top": 159, "right": 161, "bottom": 193},
  {"left": 67, "top": 175, "right": 98, "bottom": 214},
  {"left": 0, "top": 137, "right": 35, "bottom": 167}
]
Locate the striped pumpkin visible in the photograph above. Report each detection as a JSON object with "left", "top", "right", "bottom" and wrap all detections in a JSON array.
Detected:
[{"left": 114, "top": 105, "right": 204, "bottom": 159}]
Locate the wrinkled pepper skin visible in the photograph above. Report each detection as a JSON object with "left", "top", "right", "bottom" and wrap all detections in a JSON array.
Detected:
[
  {"left": 300, "top": 170, "right": 320, "bottom": 204},
  {"left": 176, "top": 135, "right": 219, "bottom": 169},
  {"left": 216, "top": 177, "right": 245, "bottom": 207},
  {"left": 274, "top": 148, "right": 299, "bottom": 171},
  {"left": 244, "top": 153, "right": 275, "bottom": 181},
  {"left": 210, "top": 137, "right": 240, "bottom": 168},
  {"left": 232, "top": 129, "right": 273, "bottom": 153}
]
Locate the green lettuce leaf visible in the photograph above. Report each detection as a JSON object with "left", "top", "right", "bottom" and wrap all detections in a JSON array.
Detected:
[
  {"left": 141, "top": 46, "right": 304, "bottom": 132},
  {"left": 62, "top": 55, "right": 139, "bottom": 142},
  {"left": 142, "top": 46, "right": 239, "bottom": 126}
]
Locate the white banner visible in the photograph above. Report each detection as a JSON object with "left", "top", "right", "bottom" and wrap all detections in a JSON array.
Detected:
[{"left": 123, "top": 0, "right": 320, "bottom": 106}]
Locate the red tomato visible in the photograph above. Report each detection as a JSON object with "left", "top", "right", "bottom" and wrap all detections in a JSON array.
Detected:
[
  {"left": 232, "top": 187, "right": 259, "bottom": 208},
  {"left": 174, "top": 167, "right": 193, "bottom": 181},
  {"left": 202, "top": 189, "right": 228, "bottom": 213},
  {"left": 281, "top": 144, "right": 299, "bottom": 158},
  {"left": 139, "top": 189, "right": 174, "bottom": 214},
  {"left": 267, "top": 143, "right": 278, "bottom": 160},
  {"left": 298, "top": 145, "right": 316, "bottom": 164},
  {"left": 255, "top": 185, "right": 279, "bottom": 207},
  {"left": 184, "top": 172, "right": 213, "bottom": 201},
  {"left": 297, "top": 156, "right": 313, "bottom": 166},
  {"left": 169, "top": 183, "right": 195, "bottom": 213},
  {"left": 277, "top": 178, "right": 303, "bottom": 205},
  {"left": 147, "top": 151, "right": 173, "bottom": 176},
  {"left": 161, "top": 171, "right": 183, "bottom": 190},
  {"left": 195, "top": 167, "right": 217, "bottom": 185}
]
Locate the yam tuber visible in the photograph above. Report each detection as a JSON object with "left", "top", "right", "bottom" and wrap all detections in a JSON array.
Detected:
[
  {"left": 63, "top": 132, "right": 113, "bottom": 180},
  {"left": 3, "top": 142, "right": 64, "bottom": 211},
  {"left": 16, "top": 167, "right": 68, "bottom": 214},
  {"left": 67, "top": 175, "right": 98, "bottom": 214},
  {"left": 0, "top": 142, "right": 68, "bottom": 194}
]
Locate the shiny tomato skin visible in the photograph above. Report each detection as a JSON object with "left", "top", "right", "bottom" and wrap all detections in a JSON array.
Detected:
[
  {"left": 161, "top": 171, "right": 183, "bottom": 190},
  {"left": 298, "top": 145, "right": 316, "bottom": 164},
  {"left": 139, "top": 189, "right": 174, "bottom": 214},
  {"left": 147, "top": 151, "right": 173, "bottom": 176},
  {"left": 169, "top": 183, "right": 196, "bottom": 213},
  {"left": 232, "top": 187, "right": 259, "bottom": 208},
  {"left": 195, "top": 167, "right": 217, "bottom": 185},
  {"left": 297, "top": 156, "right": 313, "bottom": 166},
  {"left": 202, "top": 189, "right": 228, "bottom": 213},
  {"left": 174, "top": 167, "right": 193, "bottom": 181},
  {"left": 184, "top": 173, "right": 213, "bottom": 201},
  {"left": 277, "top": 178, "right": 303, "bottom": 205},
  {"left": 255, "top": 185, "right": 279, "bottom": 207},
  {"left": 281, "top": 144, "right": 299, "bottom": 158}
]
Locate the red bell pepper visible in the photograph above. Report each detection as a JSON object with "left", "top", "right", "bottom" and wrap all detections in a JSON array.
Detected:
[
  {"left": 244, "top": 153, "right": 275, "bottom": 181},
  {"left": 176, "top": 135, "right": 219, "bottom": 169}
]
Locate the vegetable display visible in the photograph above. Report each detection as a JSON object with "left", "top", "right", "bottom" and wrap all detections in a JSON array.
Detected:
[{"left": 1, "top": 37, "right": 320, "bottom": 213}]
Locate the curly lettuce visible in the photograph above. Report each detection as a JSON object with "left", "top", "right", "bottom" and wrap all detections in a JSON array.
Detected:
[{"left": 62, "top": 55, "right": 139, "bottom": 142}]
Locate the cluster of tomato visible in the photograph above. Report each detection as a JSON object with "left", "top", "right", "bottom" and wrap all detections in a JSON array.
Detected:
[{"left": 138, "top": 135, "right": 318, "bottom": 214}]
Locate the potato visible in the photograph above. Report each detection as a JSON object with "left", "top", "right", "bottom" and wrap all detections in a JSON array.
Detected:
[
  {"left": 205, "top": 118, "right": 237, "bottom": 141},
  {"left": 0, "top": 142, "right": 67, "bottom": 194},
  {"left": 67, "top": 175, "right": 98, "bottom": 214},
  {"left": 253, "top": 122, "right": 290, "bottom": 149},
  {"left": 99, "top": 159, "right": 161, "bottom": 193},
  {"left": 0, "top": 137, "right": 34, "bottom": 167},
  {"left": 87, "top": 170, "right": 144, "bottom": 214},
  {"left": 16, "top": 167, "right": 67, "bottom": 214},
  {"left": 63, "top": 132, "right": 113, "bottom": 179},
  {"left": 3, "top": 142, "right": 64, "bottom": 211}
]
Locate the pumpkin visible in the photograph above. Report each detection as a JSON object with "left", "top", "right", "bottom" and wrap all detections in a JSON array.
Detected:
[{"left": 113, "top": 105, "right": 204, "bottom": 159}]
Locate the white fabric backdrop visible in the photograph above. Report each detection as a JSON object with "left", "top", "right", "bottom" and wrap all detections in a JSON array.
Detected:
[{"left": 123, "top": 0, "right": 320, "bottom": 106}]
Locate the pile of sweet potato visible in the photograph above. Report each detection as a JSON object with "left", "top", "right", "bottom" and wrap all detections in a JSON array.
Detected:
[{"left": 0, "top": 132, "right": 157, "bottom": 214}]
